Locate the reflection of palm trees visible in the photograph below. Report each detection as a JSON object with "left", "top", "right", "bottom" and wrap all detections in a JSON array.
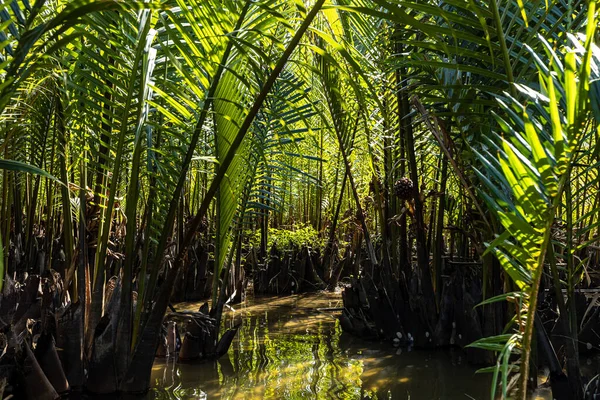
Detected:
[
  {"left": 310, "top": 336, "right": 320, "bottom": 395},
  {"left": 325, "top": 325, "right": 347, "bottom": 399},
  {"left": 151, "top": 294, "right": 489, "bottom": 399}
]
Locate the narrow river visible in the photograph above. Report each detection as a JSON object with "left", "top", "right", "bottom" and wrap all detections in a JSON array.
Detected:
[{"left": 149, "top": 292, "right": 497, "bottom": 399}]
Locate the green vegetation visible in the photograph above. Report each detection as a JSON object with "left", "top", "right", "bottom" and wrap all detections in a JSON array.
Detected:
[
  {"left": 249, "top": 225, "right": 329, "bottom": 252},
  {"left": 0, "top": 0, "right": 598, "bottom": 399}
]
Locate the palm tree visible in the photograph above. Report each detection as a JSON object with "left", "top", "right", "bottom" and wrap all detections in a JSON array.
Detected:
[
  {"left": 1, "top": 0, "right": 599, "bottom": 398},
  {"left": 0, "top": 0, "right": 329, "bottom": 395},
  {"left": 316, "top": 0, "right": 598, "bottom": 397}
]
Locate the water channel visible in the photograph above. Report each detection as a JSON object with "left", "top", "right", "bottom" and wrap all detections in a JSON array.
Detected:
[{"left": 148, "top": 291, "right": 530, "bottom": 399}]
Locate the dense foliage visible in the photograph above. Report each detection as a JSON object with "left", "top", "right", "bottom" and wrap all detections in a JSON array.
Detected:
[{"left": 0, "top": 0, "right": 598, "bottom": 398}]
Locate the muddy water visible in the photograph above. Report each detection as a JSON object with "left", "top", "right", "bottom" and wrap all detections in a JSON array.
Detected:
[{"left": 149, "top": 292, "right": 498, "bottom": 399}]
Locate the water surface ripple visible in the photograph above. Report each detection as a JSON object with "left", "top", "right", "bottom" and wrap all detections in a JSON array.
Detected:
[{"left": 150, "top": 292, "right": 494, "bottom": 399}]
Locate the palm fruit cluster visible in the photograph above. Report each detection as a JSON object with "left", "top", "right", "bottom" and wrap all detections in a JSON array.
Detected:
[{"left": 394, "top": 177, "right": 414, "bottom": 200}]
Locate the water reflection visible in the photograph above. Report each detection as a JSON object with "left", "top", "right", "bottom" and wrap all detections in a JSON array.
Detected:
[{"left": 150, "top": 292, "right": 493, "bottom": 399}]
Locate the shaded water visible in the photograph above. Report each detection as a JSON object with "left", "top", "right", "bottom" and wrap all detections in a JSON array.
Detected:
[{"left": 149, "top": 292, "right": 496, "bottom": 399}]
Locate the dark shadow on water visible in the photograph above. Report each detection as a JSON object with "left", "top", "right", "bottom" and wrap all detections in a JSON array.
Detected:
[{"left": 148, "top": 292, "right": 494, "bottom": 399}]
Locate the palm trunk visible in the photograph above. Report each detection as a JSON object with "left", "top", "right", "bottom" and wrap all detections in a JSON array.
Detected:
[
  {"left": 434, "top": 150, "right": 448, "bottom": 306},
  {"left": 395, "top": 39, "right": 410, "bottom": 278},
  {"left": 398, "top": 62, "right": 437, "bottom": 328},
  {"left": 323, "top": 169, "right": 347, "bottom": 282}
]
